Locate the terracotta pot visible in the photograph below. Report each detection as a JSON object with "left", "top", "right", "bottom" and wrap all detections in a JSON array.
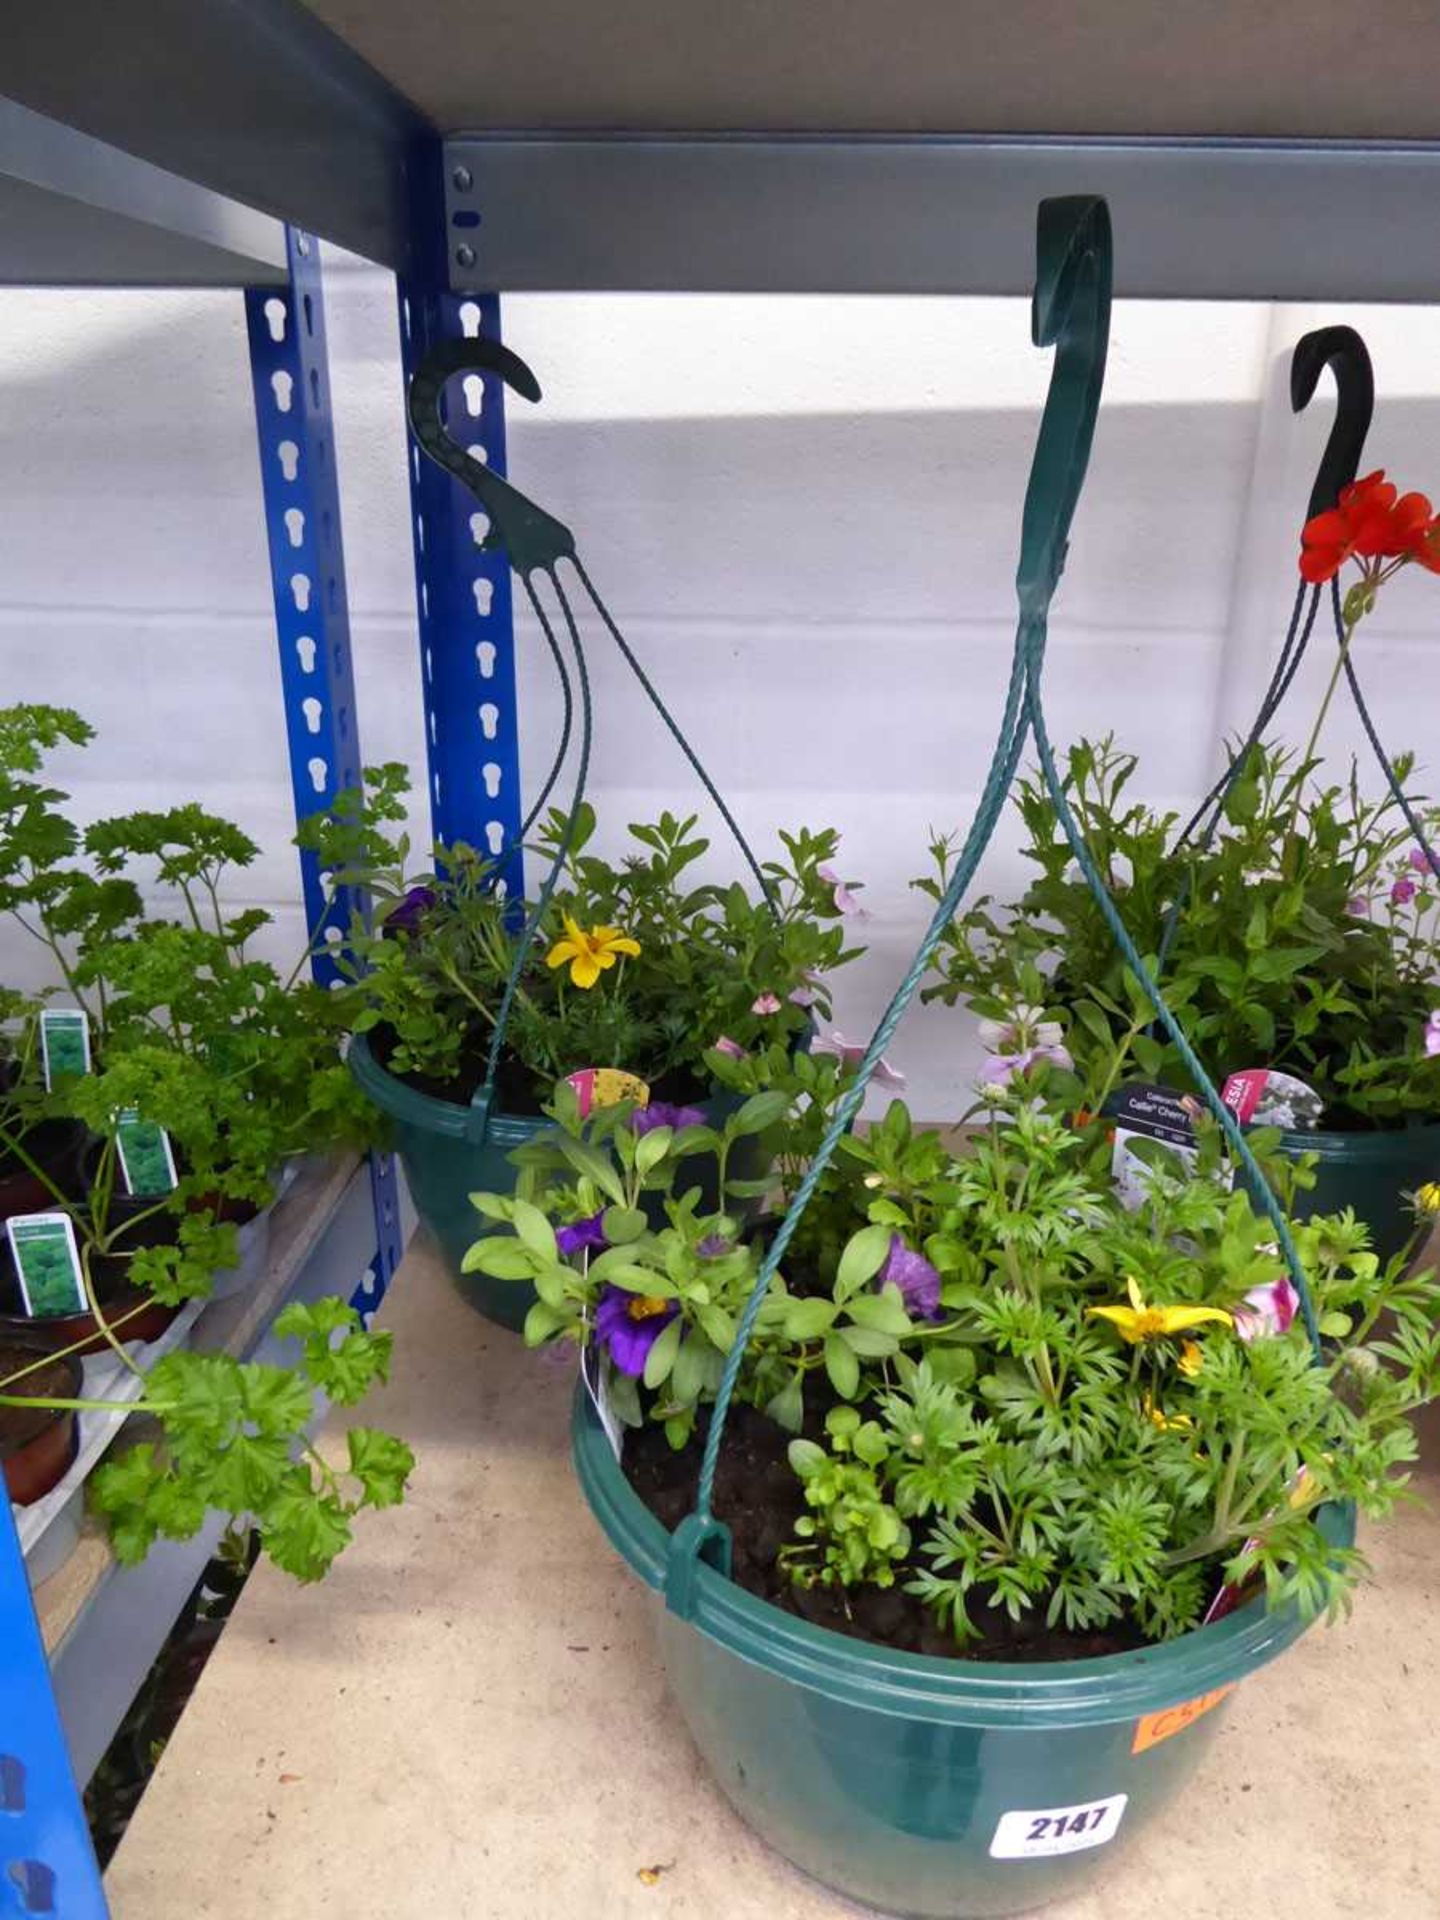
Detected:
[{"left": 0, "top": 1337, "right": 83, "bottom": 1506}]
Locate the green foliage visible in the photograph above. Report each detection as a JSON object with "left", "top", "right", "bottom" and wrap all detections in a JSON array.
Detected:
[
  {"left": 919, "top": 735, "right": 1440, "bottom": 1128},
  {"left": 85, "top": 1304, "right": 412, "bottom": 1582},
  {"left": 476, "top": 1054, "right": 1440, "bottom": 1648},
  {"left": 298, "top": 767, "right": 862, "bottom": 1101}
]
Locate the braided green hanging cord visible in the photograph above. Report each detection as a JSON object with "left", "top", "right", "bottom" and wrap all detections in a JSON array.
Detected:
[
  {"left": 1020, "top": 645, "right": 1324, "bottom": 1359},
  {"left": 515, "top": 607, "right": 575, "bottom": 845},
  {"left": 668, "top": 195, "right": 1323, "bottom": 1610}
]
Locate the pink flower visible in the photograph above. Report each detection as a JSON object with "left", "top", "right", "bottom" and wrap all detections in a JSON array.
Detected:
[
  {"left": 1392, "top": 877, "right": 1418, "bottom": 905},
  {"left": 817, "top": 863, "right": 868, "bottom": 919},
  {"left": 751, "top": 992, "right": 782, "bottom": 1016},
  {"left": 977, "top": 1006, "right": 1072, "bottom": 1086},
  {"left": 1233, "top": 1276, "right": 1300, "bottom": 1343},
  {"left": 1409, "top": 847, "right": 1440, "bottom": 874},
  {"left": 788, "top": 986, "right": 819, "bottom": 1009},
  {"left": 713, "top": 1035, "right": 747, "bottom": 1060},
  {"left": 1345, "top": 895, "right": 1371, "bottom": 918},
  {"left": 812, "top": 1029, "right": 906, "bottom": 1091},
  {"left": 1425, "top": 1011, "right": 1440, "bottom": 1058}
]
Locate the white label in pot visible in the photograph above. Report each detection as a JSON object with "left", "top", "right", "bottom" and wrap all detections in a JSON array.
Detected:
[{"left": 989, "top": 1793, "right": 1127, "bottom": 1860}]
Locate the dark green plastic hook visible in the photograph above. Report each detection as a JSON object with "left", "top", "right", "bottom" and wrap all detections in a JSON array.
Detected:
[
  {"left": 407, "top": 337, "right": 576, "bottom": 575},
  {"left": 1291, "top": 325, "right": 1374, "bottom": 520},
  {"left": 1015, "top": 196, "right": 1113, "bottom": 618}
]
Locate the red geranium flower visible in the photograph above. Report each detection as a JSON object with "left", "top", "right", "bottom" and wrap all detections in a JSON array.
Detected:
[{"left": 1299, "top": 470, "right": 1440, "bottom": 582}]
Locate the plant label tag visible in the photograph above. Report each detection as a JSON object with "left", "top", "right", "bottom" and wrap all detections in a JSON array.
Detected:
[
  {"left": 989, "top": 1793, "right": 1127, "bottom": 1860},
  {"left": 115, "top": 1109, "right": 178, "bottom": 1196},
  {"left": 1104, "top": 1083, "right": 1207, "bottom": 1211},
  {"left": 5, "top": 1211, "right": 86, "bottom": 1318},
  {"left": 581, "top": 1341, "right": 624, "bottom": 1461},
  {"left": 39, "top": 1007, "right": 91, "bottom": 1089},
  {"left": 566, "top": 1067, "right": 651, "bottom": 1120},
  {"left": 1221, "top": 1067, "right": 1323, "bottom": 1132}
]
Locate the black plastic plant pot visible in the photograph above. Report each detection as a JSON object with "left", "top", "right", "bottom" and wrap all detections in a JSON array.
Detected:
[
  {"left": 348, "top": 1031, "right": 765, "bottom": 1333},
  {"left": 572, "top": 1387, "right": 1354, "bottom": 1920},
  {"left": 0, "top": 1116, "right": 87, "bottom": 1223},
  {"left": 1261, "top": 1121, "right": 1440, "bottom": 1266}
]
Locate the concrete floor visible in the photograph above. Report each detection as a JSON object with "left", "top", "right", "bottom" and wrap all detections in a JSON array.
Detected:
[{"left": 107, "top": 1236, "right": 1440, "bottom": 1919}]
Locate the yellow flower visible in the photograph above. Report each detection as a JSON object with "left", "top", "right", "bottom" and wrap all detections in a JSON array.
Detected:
[
  {"left": 1143, "top": 1394, "right": 1194, "bottom": 1434},
  {"left": 1417, "top": 1181, "right": 1440, "bottom": 1216},
  {"left": 1177, "top": 1340, "right": 1204, "bottom": 1379},
  {"left": 545, "top": 915, "right": 641, "bottom": 990},
  {"left": 1088, "top": 1276, "right": 1232, "bottom": 1345}
]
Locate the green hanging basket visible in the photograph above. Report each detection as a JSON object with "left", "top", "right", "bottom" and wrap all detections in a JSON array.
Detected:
[
  {"left": 1265, "top": 1122, "right": 1440, "bottom": 1266},
  {"left": 349, "top": 1033, "right": 766, "bottom": 1330},
  {"left": 574, "top": 1389, "right": 1352, "bottom": 1920}
]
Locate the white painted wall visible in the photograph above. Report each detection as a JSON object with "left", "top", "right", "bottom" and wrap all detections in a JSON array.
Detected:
[{"left": 2, "top": 250, "right": 1438, "bottom": 1118}]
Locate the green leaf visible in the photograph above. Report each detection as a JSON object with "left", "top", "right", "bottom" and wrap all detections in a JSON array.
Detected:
[
  {"left": 853, "top": 1421, "right": 889, "bottom": 1466},
  {"left": 698, "top": 1303, "right": 736, "bottom": 1351},
  {"left": 303, "top": 1326, "right": 394, "bottom": 1406},
  {"left": 635, "top": 1126, "right": 673, "bottom": 1175},
  {"left": 532, "top": 1263, "right": 568, "bottom": 1309},
  {"left": 601, "top": 1205, "right": 648, "bottom": 1245},
  {"left": 836, "top": 1223, "right": 893, "bottom": 1300},
  {"left": 838, "top": 1325, "right": 899, "bottom": 1358},
  {"left": 727, "top": 1090, "right": 791, "bottom": 1137},
  {"left": 765, "top": 1375, "right": 804, "bottom": 1433},
  {"left": 347, "top": 1428, "right": 416, "bottom": 1508},
  {"left": 523, "top": 1300, "right": 568, "bottom": 1344},
  {"left": 788, "top": 1438, "right": 828, "bottom": 1478},
  {"left": 263, "top": 1474, "right": 354, "bottom": 1583},
  {"left": 1318, "top": 1310, "right": 1353, "bottom": 1338},
  {"left": 642, "top": 1313, "right": 684, "bottom": 1388},
  {"left": 510, "top": 1199, "right": 558, "bottom": 1264},
  {"left": 824, "top": 1330, "right": 860, "bottom": 1399},
  {"left": 204, "top": 1431, "right": 294, "bottom": 1512},
  {"left": 553, "top": 1136, "right": 625, "bottom": 1205},
  {"left": 459, "top": 1237, "right": 535, "bottom": 1279},
  {"left": 783, "top": 1296, "right": 838, "bottom": 1341},
  {"left": 844, "top": 1284, "right": 913, "bottom": 1335},
  {"left": 239, "top": 1365, "right": 314, "bottom": 1438},
  {"left": 597, "top": 1261, "right": 674, "bottom": 1296},
  {"left": 670, "top": 1331, "right": 712, "bottom": 1405}
]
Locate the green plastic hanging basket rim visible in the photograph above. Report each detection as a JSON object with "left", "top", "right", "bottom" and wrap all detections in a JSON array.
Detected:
[
  {"left": 347, "top": 1029, "right": 543, "bottom": 1147},
  {"left": 1271, "top": 1117, "right": 1440, "bottom": 1165},
  {"left": 571, "top": 1385, "right": 1354, "bottom": 1730}
]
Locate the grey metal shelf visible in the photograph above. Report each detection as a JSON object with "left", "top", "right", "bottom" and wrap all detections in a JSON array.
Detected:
[{"left": 6, "top": 1, "right": 1440, "bottom": 296}]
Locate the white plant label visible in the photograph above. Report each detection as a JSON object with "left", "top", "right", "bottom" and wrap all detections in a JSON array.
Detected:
[
  {"left": 581, "top": 1342, "right": 624, "bottom": 1461},
  {"left": 989, "top": 1793, "right": 1127, "bottom": 1860}
]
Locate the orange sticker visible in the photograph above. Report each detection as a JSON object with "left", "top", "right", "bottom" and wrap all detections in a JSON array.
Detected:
[{"left": 1131, "top": 1684, "right": 1235, "bottom": 1755}]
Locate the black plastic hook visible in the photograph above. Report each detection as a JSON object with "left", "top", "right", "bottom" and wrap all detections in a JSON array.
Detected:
[
  {"left": 1291, "top": 325, "right": 1374, "bottom": 521},
  {"left": 406, "top": 337, "right": 575, "bottom": 575}
]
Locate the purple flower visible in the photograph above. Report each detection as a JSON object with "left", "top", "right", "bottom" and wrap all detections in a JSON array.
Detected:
[
  {"left": 556, "top": 1209, "right": 608, "bottom": 1258},
  {"left": 788, "top": 985, "right": 820, "bottom": 1009},
  {"left": 384, "top": 885, "right": 436, "bottom": 936},
  {"left": 1392, "top": 876, "right": 1418, "bottom": 906},
  {"left": 632, "top": 1101, "right": 707, "bottom": 1136},
  {"left": 698, "top": 1234, "right": 733, "bottom": 1258},
  {"left": 751, "top": 992, "right": 782, "bottom": 1016},
  {"left": 1425, "top": 1010, "right": 1440, "bottom": 1058},
  {"left": 1409, "top": 847, "right": 1440, "bottom": 874},
  {"left": 1233, "top": 1276, "right": 1300, "bottom": 1343},
  {"left": 817, "top": 863, "right": 869, "bottom": 919},
  {"left": 713, "top": 1035, "right": 747, "bottom": 1060},
  {"left": 594, "top": 1284, "right": 678, "bottom": 1377},
  {"left": 812, "top": 1029, "right": 906, "bottom": 1091},
  {"left": 977, "top": 1007, "right": 1072, "bottom": 1087},
  {"left": 880, "top": 1235, "right": 942, "bottom": 1321},
  {"left": 1345, "top": 894, "right": 1372, "bottom": 919}
]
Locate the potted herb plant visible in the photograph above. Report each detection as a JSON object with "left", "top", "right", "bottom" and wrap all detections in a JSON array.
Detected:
[
  {"left": 0, "top": 1292, "right": 413, "bottom": 1580},
  {"left": 302, "top": 765, "right": 863, "bottom": 1327},
  {"left": 0, "top": 705, "right": 376, "bottom": 1315},
  {"left": 464, "top": 1061, "right": 1438, "bottom": 1917}
]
